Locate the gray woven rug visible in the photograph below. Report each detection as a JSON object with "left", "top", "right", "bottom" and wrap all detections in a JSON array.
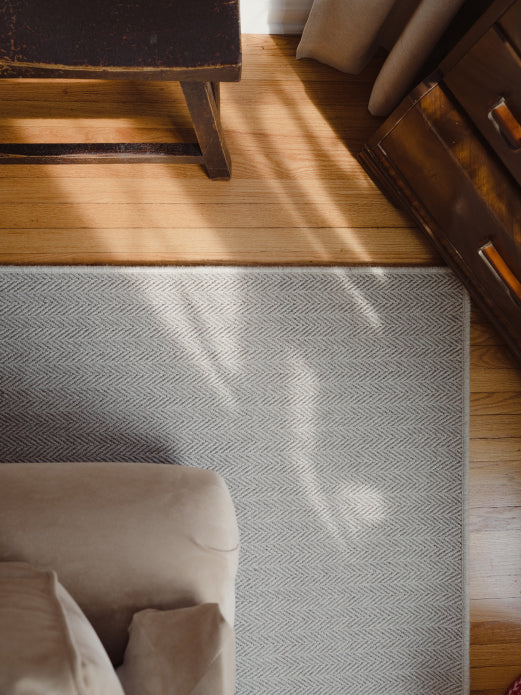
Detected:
[{"left": 0, "top": 266, "right": 469, "bottom": 694}]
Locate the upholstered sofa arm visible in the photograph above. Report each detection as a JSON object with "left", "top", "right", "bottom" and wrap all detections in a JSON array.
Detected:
[{"left": 0, "top": 462, "right": 239, "bottom": 667}]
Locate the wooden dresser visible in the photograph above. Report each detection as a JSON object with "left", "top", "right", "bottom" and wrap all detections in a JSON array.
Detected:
[{"left": 359, "top": 0, "right": 521, "bottom": 362}]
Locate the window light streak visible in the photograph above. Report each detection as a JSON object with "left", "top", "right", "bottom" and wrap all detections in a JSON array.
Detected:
[{"left": 288, "top": 352, "right": 386, "bottom": 546}]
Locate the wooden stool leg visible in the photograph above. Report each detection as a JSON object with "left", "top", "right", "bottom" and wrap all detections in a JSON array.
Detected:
[
  {"left": 181, "top": 81, "right": 231, "bottom": 180},
  {"left": 211, "top": 82, "right": 220, "bottom": 110}
]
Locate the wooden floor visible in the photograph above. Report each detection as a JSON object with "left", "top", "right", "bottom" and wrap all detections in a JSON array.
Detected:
[{"left": 1, "top": 34, "right": 521, "bottom": 694}]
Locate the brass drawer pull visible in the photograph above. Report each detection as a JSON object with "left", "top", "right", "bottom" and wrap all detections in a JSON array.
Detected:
[
  {"left": 479, "top": 241, "right": 521, "bottom": 305},
  {"left": 489, "top": 98, "right": 521, "bottom": 150}
]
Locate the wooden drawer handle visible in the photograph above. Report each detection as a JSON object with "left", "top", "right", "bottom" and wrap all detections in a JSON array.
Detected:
[
  {"left": 479, "top": 241, "right": 521, "bottom": 305},
  {"left": 489, "top": 98, "right": 521, "bottom": 150}
]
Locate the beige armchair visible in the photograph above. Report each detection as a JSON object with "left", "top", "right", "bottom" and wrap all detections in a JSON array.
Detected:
[{"left": 0, "top": 461, "right": 239, "bottom": 695}]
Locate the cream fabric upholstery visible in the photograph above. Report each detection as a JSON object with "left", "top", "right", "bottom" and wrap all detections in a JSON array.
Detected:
[
  {"left": 118, "top": 604, "right": 235, "bottom": 695},
  {"left": 0, "top": 462, "right": 239, "bottom": 666},
  {"left": 296, "top": 0, "right": 466, "bottom": 116},
  {"left": 0, "top": 562, "right": 124, "bottom": 695}
]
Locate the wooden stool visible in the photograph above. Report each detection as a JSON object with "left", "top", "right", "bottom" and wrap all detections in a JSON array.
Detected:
[{"left": 0, "top": 0, "right": 241, "bottom": 178}]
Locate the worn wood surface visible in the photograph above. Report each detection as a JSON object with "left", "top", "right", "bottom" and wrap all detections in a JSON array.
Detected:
[
  {"left": 0, "top": 34, "right": 520, "bottom": 695},
  {"left": 500, "top": 0, "right": 521, "bottom": 54},
  {"left": 0, "top": 1, "right": 240, "bottom": 173},
  {"left": 360, "top": 82, "right": 521, "bottom": 362},
  {"left": 0, "top": 142, "right": 202, "bottom": 164},
  {"left": 0, "top": 0, "right": 241, "bottom": 77},
  {"left": 444, "top": 24, "right": 521, "bottom": 184},
  {"left": 181, "top": 81, "right": 232, "bottom": 179}
]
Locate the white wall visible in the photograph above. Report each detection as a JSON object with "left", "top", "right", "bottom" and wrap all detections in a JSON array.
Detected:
[{"left": 240, "top": 0, "right": 312, "bottom": 34}]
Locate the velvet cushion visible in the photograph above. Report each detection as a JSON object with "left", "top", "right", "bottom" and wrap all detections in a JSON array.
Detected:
[
  {"left": 0, "top": 462, "right": 239, "bottom": 666},
  {"left": 0, "top": 562, "right": 124, "bottom": 695},
  {"left": 118, "top": 604, "right": 235, "bottom": 695}
]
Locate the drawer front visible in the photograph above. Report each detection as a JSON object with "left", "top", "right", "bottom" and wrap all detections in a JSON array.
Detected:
[
  {"left": 444, "top": 26, "right": 521, "bottom": 185},
  {"left": 375, "top": 85, "right": 521, "bottom": 358},
  {"left": 499, "top": 0, "right": 521, "bottom": 57}
]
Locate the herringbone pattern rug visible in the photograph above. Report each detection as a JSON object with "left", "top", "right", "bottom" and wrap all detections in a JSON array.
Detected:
[{"left": 0, "top": 266, "right": 469, "bottom": 694}]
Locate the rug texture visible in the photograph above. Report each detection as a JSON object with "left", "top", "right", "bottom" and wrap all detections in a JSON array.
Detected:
[{"left": 0, "top": 266, "right": 469, "bottom": 695}]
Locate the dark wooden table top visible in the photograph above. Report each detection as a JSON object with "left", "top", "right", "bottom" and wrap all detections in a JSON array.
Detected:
[{"left": 0, "top": 0, "right": 241, "bottom": 73}]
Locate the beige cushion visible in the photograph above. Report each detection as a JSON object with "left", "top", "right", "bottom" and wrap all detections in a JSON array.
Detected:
[
  {"left": 297, "top": 0, "right": 398, "bottom": 74},
  {"left": 118, "top": 604, "right": 235, "bottom": 695},
  {"left": 0, "top": 562, "right": 124, "bottom": 695},
  {"left": 297, "top": 0, "right": 466, "bottom": 116},
  {"left": 0, "top": 462, "right": 239, "bottom": 666}
]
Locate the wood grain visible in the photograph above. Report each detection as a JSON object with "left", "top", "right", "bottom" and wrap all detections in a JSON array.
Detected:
[
  {"left": 0, "top": 34, "right": 520, "bottom": 694},
  {"left": 470, "top": 463, "right": 521, "bottom": 508},
  {"left": 0, "top": 227, "right": 434, "bottom": 265},
  {"left": 470, "top": 392, "right": 521, "bottom": 415}
]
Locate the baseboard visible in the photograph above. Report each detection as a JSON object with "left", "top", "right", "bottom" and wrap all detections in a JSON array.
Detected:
[{"left": 240, "top": 0, "right": 312, "bottom": 34}]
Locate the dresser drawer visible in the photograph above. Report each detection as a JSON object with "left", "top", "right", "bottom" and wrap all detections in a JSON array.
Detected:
[
  {"left": 499, "top": 0, "right": 521, "bottom": 56},
  {"left": 444, "top": 25, "right": 521, "bottom": 184},
  {"left": 360, "top": 0, "right": 521, "bottom": 364},
  {"left": 363, "top": 83, "right": 521, "bottom": 358}
]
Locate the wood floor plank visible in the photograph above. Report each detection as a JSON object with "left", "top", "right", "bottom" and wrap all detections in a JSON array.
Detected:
[
  {"left": 470, "top": 463, "right": 521, "bottom": 509},
  {"left": 472, "top": 644, "right": 521, "bottom": 668},
  {"left": 471, "top": 665, "right": 521, "bottom": 691},
  {"left": 0, "top": 177, "right": 404, "bottom": 204},
  {"left": 0, "top": 201, "right": 411, "bottom": 231},
  {"left": 471, "top": 604, "right": 521, "bottom": 692},
  {"left": 470, "top": 506, "right": 521, "bottom": 534},
  {"left": 472, "top": 598, "right": 521, "bottom": 622},
  {"left": 0, "top": 227, "right": 437, "bottom": 265},
  {"left": 472, "top": 620, "right": 521, "bottom": 645},
  {"left": 471, "top": 345, "right": 521, "bottom": 370},
  {"left": 0, "top": 125, "right": 196, "bottom": 144},
  {"left": 470, "top": 315, "right": 505, "bottom": 347},
  {"left": 0, "top": 85, "right": 380, "bottom": 140},
  {"left": 471, "top": 392, "right": 521, "bottom": 416},
  {"left": 470, "top": 415, "right": 521, "bottom": 438},
  {"left": 471, "top": 531, "right": 521, "bottom": 579},
  {"left": 239, "top": 36, "right": 386, "bottom": 82},
  {"left": 471, "top": 369, "right": 521, "bottom": 393},
  {"left": 471, "top": 439, "right": 521, "bottom": 462},
  {"left": 471, "top": 573, "right": 521, "bottom": 601}
]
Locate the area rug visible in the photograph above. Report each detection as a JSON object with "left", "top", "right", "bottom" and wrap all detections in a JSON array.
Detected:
[{"left": 0, "top": 266, "right": 469, "bottom": 694}]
